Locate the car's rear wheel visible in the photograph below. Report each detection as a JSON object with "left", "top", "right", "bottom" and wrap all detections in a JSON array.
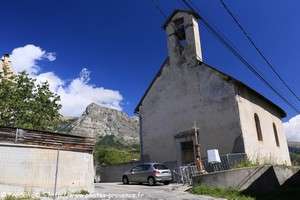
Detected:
[
  {"left": 148, "top": 177, "right": 156, "bottom": 186},
  {"left": 122, "top": 176, "right": 129, "bottom": 184},
  {"left": 163, "top": 181, "right": 170, "bottom": 185}
]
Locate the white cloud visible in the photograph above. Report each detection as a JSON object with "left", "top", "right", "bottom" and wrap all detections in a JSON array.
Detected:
[
  {"left": 10, "top": 44, "right": 123, "bottom": 117},
  {"left": 44, "top": 52, "right": 56, "bottom": 62},
  {"left": 10, "top": 44, "right": 56, "bottom": 74},
  {"left": 56, "top": 68, "right": 123, "bottom": 116},
  {"left": 35, "top": 72, "right": 64, "bottom": 91},
  {"left": 284, "top": 115, "right": 300, "bottom": 142}
]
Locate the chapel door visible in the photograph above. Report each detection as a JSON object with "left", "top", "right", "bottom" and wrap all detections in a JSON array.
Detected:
[{"left": 181, "top": 141, "right": 194, "bottom": 164}]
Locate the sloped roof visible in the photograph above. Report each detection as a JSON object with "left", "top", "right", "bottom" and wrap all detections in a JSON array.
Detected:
[
  {"left": 0, "top": 126, "right": 95, "bottom": 153},
  {"left": 134, "top": 58, "right": 286, "bottom": 118},
  {"left": 162, "top": 9, "right": 200, "bottom": 29}
]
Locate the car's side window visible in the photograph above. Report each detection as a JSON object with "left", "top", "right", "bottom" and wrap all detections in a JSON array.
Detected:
[
  {"left": 142, "top": 164, "right": 151, "bottom": 171},
  {"left": 132, "top": 165, "right": 143, "bottom": 172}
]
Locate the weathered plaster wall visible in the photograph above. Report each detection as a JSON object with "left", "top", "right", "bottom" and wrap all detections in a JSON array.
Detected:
[
  {"left": 166, "top": 12, "right": 202, "bottom": 66},
  {"left": 138, "top": 10, "right": 290, "bottom": 168},
  {"left": 236, "top": 87, "right": 291, "bottom": 165},
  {"left": 0, "top": 143, "right": 94, "bottom": 195},
  {"left": 139, "top": 61, "right": 244, "bottom": 164}
]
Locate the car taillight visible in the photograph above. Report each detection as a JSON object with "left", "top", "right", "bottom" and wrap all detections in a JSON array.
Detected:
[{"left": 153, "top": 170, "right": 160, "bottom": 176}]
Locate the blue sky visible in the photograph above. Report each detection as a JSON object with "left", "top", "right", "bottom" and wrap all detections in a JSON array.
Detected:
[{"left": 1, "top": 0, "right": 300, "bottom": 124}]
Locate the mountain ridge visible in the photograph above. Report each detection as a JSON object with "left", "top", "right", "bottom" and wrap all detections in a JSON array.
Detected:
[{"left": 59, "top": 103, "right": 139, "bottom": 144}]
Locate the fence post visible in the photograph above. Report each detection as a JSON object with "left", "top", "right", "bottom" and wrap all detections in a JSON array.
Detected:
[
  {"left": 15, "top": 129, "right": 19, "bottom": 143},
  {"left": 226, "top": 154, "right": 230, "bottom": 169},
  {"left": 53, "top": 147, "right": 60, "bottom": 200},
  {"left": 180, "top": 167, "right": 184, "bottom": 184}
]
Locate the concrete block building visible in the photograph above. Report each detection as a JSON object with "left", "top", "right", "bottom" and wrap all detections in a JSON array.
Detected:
[{"left": 135, "top": 10, "right": 291, "bottom": 166}]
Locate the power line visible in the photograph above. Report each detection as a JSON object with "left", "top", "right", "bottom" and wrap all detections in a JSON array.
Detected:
[
  {"left": 220, "top": 0, "right": 300, "bottom": 101},
  {"left": 150, "top": 0, "right": 168, "bottom": 19},
  {"left": 181, "top": 0, "right": 300, "bottom": 113},
  {"left": 149, "top": 0, "right": 300, "bottom": 113}
]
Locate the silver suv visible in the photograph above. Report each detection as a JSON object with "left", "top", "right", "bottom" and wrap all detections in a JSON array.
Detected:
[{"left": 122, "top": 163, "right": 172, "bottom": 186}]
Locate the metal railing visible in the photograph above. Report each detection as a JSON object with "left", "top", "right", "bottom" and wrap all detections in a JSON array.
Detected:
[{"left": 173, "top": 153, "right": 247, "bottom": 185}]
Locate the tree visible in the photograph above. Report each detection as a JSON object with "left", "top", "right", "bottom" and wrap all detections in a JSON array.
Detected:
[
  {"left": 0, "top": 71, "right": 62, "bottom": 130},
  {"left": 94, "top": 135, "right": 140, "bottom": 165}
]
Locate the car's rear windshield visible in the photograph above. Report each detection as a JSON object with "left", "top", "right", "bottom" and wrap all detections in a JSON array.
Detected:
[{"left": 153, "top": 164, "right": 168, "bottom": 170}]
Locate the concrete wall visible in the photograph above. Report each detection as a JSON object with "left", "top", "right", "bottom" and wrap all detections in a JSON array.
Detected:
[
  {"left": 236, "top": 87, "right": 291, "bottom": 165},
  {"left": 97, "top": 161, "right": 140, "bottom": 183},
  {"left": 139, "top": 61, "right": 245, "bottom": 164},
  {"left": 0, "top": 143, "right": 94, "bottom": 195},
  {"left": 193, "top": 165, "right": 300, "bottom": 193},
  {"left": 97, "top": 161, "right": 178, "bottom": 183},
  {"left": 192, "top": 166, "right": 267, "bottom": 189}
]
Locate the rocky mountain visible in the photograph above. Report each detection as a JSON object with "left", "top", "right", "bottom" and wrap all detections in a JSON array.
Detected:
[{"left": 59, "top": 103, "right": 139, "bottom": 144}]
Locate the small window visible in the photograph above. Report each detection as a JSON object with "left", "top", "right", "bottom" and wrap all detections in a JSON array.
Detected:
[
  {"left": 173, "top": 17, "right": 187, "bottom": 55},
  {"left": 273, "top": 123, "right": 280, "bottom": 147},
  {"left": 174, "top": 17, "right": 186, "bottom": 41},
  {"left": 254, "top": 113, "right": 263, "bottom": 141}
]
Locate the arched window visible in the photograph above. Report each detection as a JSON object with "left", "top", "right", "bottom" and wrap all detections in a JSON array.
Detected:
[
  {"left": 273, "top": 123, "right": 280, "bottom": 147},
  {"left": 254, "top": 113, "right": 263, "bottom": 141}
]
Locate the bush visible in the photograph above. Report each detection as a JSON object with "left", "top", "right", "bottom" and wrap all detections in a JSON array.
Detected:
[
  {"left": 290, "top": 152, "right": 300, "bottom": 166},
  {"left": 94, "top": 146, "right": 139, "bottom": 165},
  {"left": 73, "top": 190, "right": 89, "bottom": 195},
  {"left": 3, "top": 194, "right": 39, "bottom": 200},
  {"left": 233, "top": 159, "right": 258, "bottom": 169}
]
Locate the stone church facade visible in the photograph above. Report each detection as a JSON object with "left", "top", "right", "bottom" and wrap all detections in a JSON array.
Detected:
[{"left": 135, "top": 10, "right": 291, "bottom": 166}]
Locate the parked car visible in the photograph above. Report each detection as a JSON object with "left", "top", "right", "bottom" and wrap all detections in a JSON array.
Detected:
[{"left": 122, "top": 163, "right": 172, "bottom": 186}]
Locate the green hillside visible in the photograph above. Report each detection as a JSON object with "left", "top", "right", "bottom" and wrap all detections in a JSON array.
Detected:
[{"left": 94, "top": 135, "right": 140, "bottom": 165}]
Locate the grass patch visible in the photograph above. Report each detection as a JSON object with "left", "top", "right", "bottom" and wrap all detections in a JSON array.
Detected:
[
  {"left": 191, "top": 185, "right": 254, "bottom": 200},
  {"left": 233, "top": 159, "right": 258, "bottom": 169},
  {"left": 191, "top": 185, "right": 300, "bottom": 200},
  {"left": 3, "top": 194, "right": 39, "bottom": 200},
  {"left": 72, "top": 190, "right": 89, "bottom": 195}
]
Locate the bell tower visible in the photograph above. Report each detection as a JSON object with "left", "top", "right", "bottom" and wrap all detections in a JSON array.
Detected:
[{"left": 163, "top": 10, "right": 202, "bottom": 66}]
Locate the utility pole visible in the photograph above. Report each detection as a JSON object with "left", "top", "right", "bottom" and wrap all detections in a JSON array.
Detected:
[
  {"left": 193, "top": 122, "right": 206, "bottom": 173},
  {"left": 53, "top": 144, "right": 62, "bottom": 200}
]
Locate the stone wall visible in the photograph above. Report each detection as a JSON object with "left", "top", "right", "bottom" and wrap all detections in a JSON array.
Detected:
[{"left": 0, "top": 143, "right": 94, "bottom": 195}]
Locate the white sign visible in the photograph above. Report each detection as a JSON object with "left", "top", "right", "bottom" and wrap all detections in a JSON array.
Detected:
[{"left": 207, "top": 149, "right": 221, "bottom": 163}]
